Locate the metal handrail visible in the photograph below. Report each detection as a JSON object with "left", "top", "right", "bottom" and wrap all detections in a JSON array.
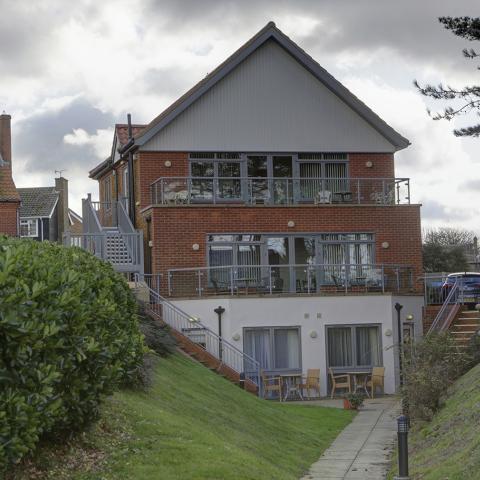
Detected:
[
  {"left": 428, "top": 279, "right": 461, "bottom": 333},
  {"left": 135, "top": 274, "right": 261, "bottom": 394}
]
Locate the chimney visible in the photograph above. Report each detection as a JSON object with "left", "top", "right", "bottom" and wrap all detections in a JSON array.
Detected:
[
  {"left": 55, "top": 176, "right": 69, "bottom": 241},
  {"left": 0, "top": 113, "right": 12, "bottom": 165}
]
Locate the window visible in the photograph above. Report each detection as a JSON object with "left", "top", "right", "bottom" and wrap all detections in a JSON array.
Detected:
[
  {"left": 20, "top": 219, "right": 38, "bottom": 237},
  {"left": 327, "top": 325, "right": 382, "bottom": 369},
  {"left": 244, "top": 327, "right": 301, "bottom": 371}
]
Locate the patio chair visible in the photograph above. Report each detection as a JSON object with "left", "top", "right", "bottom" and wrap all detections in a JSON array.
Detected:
[
  {"left": 315, "top": 190, "right": 332, "bottom": 204},
  {"left": 364, "top": 367, "right": 385, "bottom": 398},
  {"left": 260, "top": 370, "right": 282, "bottom": 401},
  {"left": 299, "top": 369, "right": 320, "bottom": 399},
  {"left": 328, "top": 367, "right": 351, "bottom": 399}
]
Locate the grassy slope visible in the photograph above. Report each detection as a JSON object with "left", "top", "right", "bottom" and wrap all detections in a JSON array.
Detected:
[
  {"left": 12, "top": 354, "right": 353, "bottom": 480},
  {"left": 391, "top": 363, "right": 480, "bottom": 480}
]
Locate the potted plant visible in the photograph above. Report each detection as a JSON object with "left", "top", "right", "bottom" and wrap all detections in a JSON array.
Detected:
[{"left": 344, "top": 392, "right": 365, "bottom": 410}]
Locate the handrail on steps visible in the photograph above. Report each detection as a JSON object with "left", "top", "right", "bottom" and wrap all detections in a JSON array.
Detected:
[
  {"left": 428, "top": 278, "right": 461, "bottom": 334},
  {"left": 134, "top": 274, "right": 262, "bottom": 395}
]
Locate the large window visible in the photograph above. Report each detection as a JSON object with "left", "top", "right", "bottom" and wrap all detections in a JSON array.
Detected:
[
  {"left": 20, "top": 219, "right": 38, "bottom": 237},
  {"left": 327, "top": 325, "right": 382, "bottom": 369},
  {"left": 244, "top": 327, "right": 301, "bottom": 372}
]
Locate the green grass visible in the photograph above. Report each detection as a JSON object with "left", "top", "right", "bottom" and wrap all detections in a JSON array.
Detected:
[
  {"left": 11, "top": 354, "right": 353, "bottom": 480},
  {"left": 389, "top": 363, "right": 480, "bottom": 480}
]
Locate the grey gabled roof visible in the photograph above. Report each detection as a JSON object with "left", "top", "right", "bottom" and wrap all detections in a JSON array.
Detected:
[
  {"left": 18, "top": 187, "right": 59, "bottom": 218},
  {"left": 135, "top": 21, "right": 409, "bottom": 150}
]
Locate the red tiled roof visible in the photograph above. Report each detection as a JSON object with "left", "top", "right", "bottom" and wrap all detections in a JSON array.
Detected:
[
  {"left": 0, "top": 167, "right": 20, "bottom": 202},
  {"left": 115, "top": 124, "right": 147, "bottom": 146}
]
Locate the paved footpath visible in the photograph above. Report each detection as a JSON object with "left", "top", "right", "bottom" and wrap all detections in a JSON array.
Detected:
[{"left": 301, "top": 397, "right": 400, "bottom": 480}]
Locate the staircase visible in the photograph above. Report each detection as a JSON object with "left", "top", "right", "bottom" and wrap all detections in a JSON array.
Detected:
[
  {"left": 449, "top": 308, "right": 480, "bottom": 349},
  {"left": 134, "top": 278, "right": 261, "bottom": 396}
]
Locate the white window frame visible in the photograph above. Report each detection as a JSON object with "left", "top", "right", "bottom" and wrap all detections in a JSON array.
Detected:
[{"left": 20, "top": 218, "right": 38, "bottom": 238}]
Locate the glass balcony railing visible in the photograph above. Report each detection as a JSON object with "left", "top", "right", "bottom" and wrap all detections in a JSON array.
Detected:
[
  {"left": 159, "top": 263, "right": 414, "bottom": 298},
  {"left": 150, "top": 177, "right": 411, "bottom": 206}
]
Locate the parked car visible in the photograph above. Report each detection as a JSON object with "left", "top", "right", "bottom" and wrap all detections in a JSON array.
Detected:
[{"left": 441, "top": 272, "right": 480, "bottom": 308}]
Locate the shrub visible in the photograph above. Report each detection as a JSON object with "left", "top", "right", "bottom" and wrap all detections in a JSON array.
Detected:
[
  {"left": 401, "top": 332, "right": 472, "bottom": 421},
  {"left": 0, "top": 238, "right": 145, "bottom": 470},
  {"left": 138, "top": 303, "right": 176, "bottom": 357}
]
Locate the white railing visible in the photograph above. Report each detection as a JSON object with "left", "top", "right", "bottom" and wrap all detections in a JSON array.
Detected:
[
  {"left": 135, "top": 275, "right": 261, "bottom": 394},
  {"left": 164, "top": 263, "right": 414, "bottom": 298},
  {"left": 151, "top": 176, "right": 411, "bottom": 206}
]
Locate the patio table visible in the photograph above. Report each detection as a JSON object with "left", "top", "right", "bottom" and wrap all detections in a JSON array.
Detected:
[
  {"left": 346, "top": 371, "right": 371, "bottom": 397},
  {"left": 279, "top": 373, "right": 304, "bottom": 401}
]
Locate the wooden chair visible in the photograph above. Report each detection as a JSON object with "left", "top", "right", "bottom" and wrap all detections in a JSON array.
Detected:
[
  {"left": 364, "top": 367, "right": 385, "bottom": 398},
  {"left": 260, "top": 370, "right": 282, "bottom": 401},
  {"left": 328, "top": 367, "right": 351, "bottom": 399},
  {"left": 299, "top": 369, "right": 320, "bottom": 399}
]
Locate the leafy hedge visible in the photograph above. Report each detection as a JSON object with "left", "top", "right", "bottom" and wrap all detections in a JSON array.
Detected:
[{"left": 0, "top": 237, "right": 145, "bottom": 470}]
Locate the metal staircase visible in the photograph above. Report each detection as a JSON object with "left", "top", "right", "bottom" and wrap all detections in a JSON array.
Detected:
[
  {"left": 428, "top": 279, "right": 480, "bottom": 347},
  {"left": 134, "top": 275, "right": 261, "bottom": 396},
  {"left": 64, "top": 195, "right": 143, "bottom": 275}
]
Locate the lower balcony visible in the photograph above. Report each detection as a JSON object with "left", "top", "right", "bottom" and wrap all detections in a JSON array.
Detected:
[{"left": 158, "top": 263, "right": 414, "bottom": 298}]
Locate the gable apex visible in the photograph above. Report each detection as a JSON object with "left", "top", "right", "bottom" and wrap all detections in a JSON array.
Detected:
[{"left": 135, "top": 22, "right": 409, "bottom": 151}]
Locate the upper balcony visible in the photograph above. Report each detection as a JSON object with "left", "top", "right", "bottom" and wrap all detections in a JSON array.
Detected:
[{"left": 150, "top": 176, "right": 411, "bottom": 207}]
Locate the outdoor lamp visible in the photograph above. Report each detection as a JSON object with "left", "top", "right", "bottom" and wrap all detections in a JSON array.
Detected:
[
  {"left": 394, "top": 415, "right": 410, "bottom": 480},
  {"left": 406, "top": 314, "right": 414, "bottom": 321}
]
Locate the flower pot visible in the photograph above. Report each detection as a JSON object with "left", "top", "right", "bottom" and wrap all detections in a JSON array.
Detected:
[{"left": 343, "top": 398, "right": 352, "bottom": 410}]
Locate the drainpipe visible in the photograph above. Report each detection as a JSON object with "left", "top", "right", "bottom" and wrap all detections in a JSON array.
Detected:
[
  {"left": 395, "top": 302, "right": 403, "bottom": 388},
  {"left": 127, "top": 113, "right": 136, "bottom": 226}
]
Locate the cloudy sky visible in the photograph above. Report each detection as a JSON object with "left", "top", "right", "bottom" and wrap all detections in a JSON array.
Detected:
[{"left": 1, "top": 0, "right": 479, "bottom": 232}]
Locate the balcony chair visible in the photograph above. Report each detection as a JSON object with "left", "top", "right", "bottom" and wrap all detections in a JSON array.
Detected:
[
  {"left": 328, "top": 367, "right": 351, "bottom": 399},
  {"left": 299, "top": 369, "right": 321, "bottom": 399},
  {"left": 364, "top": 367, "right": 385, "bottom": 398},
  {"left": 315, "top": 190, "right": 332, "bottom": 204},
  {"left": 260, "top": 370, "right": 282, "bottom": 401}
]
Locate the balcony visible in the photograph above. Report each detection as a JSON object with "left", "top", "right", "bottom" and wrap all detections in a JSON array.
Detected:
[
  {"left": 160, "top": 263, "right": 414, "bottom": 298},
  {"left": 150, "top": 176, "right": 410, "bottom": 206}
]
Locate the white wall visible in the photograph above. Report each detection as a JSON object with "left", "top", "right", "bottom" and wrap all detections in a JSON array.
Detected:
[
  {"left": 172, "top": 293, "right": 424, "bottom": 396},
  {"left": 143, "top": 40, "right": 395, "bottom": 153}
]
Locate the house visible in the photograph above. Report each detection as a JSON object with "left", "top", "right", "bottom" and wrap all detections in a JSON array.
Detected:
[
  {"left": 0, "top": 113, "right": 21, "bottom": 236},
  {"left": 18, "top": 177, "right": 81, "bottom": 242},
  {"left": 83, "top": 22, "right": 424, "bottom": 396}
]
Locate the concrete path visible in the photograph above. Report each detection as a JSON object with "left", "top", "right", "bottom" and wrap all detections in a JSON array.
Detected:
[{"left": 301, "top": 397, "right": 400, "bottom": 480}]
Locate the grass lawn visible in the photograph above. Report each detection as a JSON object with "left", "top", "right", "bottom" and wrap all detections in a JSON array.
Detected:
[
  {"left": 389, "top": 363, "right": 480, "bottom": 480},
  {"left": 11, "top": 354, "right": 353, "bottom": 480}
]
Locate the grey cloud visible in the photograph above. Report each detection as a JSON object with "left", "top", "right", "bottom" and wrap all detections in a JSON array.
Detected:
[
  {"left": 421, "top": 199, "right": 471, "bottom": 222},
  {"left": 13, "top": 98, "right": 115, "bottom": 174},
  {"left": 142, "top": 67, "right": 195, "bottom": 96},
  {"left": 461, "top": 179, "right": 480, "bottom": 191}
]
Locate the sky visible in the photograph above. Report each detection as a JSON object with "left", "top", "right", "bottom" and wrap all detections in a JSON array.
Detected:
[{"left": 1, "top": 0, "right": 479, "bottom": 233}]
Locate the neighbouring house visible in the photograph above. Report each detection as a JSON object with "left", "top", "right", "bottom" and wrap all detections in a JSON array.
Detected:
[
  {"left": 81, "top": 22, "right": 424, "bottom": 396},
  {"left": 18, "top": 177, "right": 81, "bottom": 242},
  {"left": 0, "top": 113, "right": 21, "bottom": 236}
]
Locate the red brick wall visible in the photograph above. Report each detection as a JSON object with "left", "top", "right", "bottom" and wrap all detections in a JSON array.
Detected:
[
  {"left": 349, "top": 153, "right": 394, "bottom": 178},
  {"left": 148, "top": 204, "right": 423, "bottom": 291},
  {"left": 0, "top": 202, "right": 18, "bottom": 236}
]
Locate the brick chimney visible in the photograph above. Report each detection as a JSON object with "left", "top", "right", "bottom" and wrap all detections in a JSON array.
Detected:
[
  {"left": 0, "top": 113, "right": 12, "bottom": 164},
  {"left": 55, "top": 176, "right": 69, "bottom": 240}
]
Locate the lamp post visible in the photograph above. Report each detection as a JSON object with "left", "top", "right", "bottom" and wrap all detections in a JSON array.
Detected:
[
  {"left": 394, "top": 415, "right": 410, "bottom": 480},
  {"left": 214, "top": 306, "right": 225, "bottom": 361},
  {"left": 394, "top": 302, "right": 403, "bottom": 387}
]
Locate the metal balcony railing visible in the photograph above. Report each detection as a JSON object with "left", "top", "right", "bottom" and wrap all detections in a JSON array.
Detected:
[
  {"left": 161, "top": 263, "right": 414, "bottom": 298},
  {"left": 150, "top": 176, "right": 411, "bottom": 206}
]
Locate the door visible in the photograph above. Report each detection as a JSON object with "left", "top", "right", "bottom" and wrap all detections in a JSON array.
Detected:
[{"left": 271, "top": 156, "right": 293, "bottom": 204}]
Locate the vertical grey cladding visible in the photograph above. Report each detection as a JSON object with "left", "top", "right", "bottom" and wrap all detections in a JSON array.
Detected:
[{"left": 142, "top": 40, "right": 395, "bottom": 153}]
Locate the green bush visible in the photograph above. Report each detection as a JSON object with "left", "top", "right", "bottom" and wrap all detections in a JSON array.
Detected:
[
  {"left": 401, "top": 332, "right": 472, "bottom": 421},
  {"left": 138, "top": 303, "right": 176, "bottom": 357},
  {"left": 0, "top": 237, "right": 145, "bottom": 470}
]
